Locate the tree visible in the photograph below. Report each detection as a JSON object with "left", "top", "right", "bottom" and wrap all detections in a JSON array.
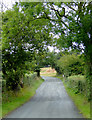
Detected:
[
  {"left": 40, "top": 51, "right": 62, "bottom": 75},
  {"left": 30, "top": 52, "right": 47, "bottom": 77},
  {"left": 20, "top": 2, "right": 91, "bottom": 75},
  {"left": 2, "top": 2, "right": 92, "bottom": 100},
  {"left": 2, "top": 2, "right": 52, "bottom": 90},
  {"left": 57, "top": 53, "right": 85, "bottom": 77},
  {"left": 36, "top": 2, "right": 92, "bottom": 100}
]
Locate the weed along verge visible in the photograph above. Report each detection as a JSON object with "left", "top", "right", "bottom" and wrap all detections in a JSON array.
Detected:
[
  {"left": 56, "top": 75, "right": 90, "bottom": 118},
  {"left": 2, "top": 74, "right": 44, "bottom": 118}
]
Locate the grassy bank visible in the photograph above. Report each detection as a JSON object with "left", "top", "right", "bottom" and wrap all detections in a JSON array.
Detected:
[
  {"left": 57, "top": 75, "right": 90, "bottom": 118},
  {"left": 2, "top": 76, "right": 44, "bottom": 118}
]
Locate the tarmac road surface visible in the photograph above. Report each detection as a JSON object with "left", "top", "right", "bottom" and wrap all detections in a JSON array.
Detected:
[{"left": 6, "top": 76, "right": 83, "bottom": 118}]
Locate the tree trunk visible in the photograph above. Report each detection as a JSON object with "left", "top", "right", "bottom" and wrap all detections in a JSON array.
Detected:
[{"left": 37, "top": 70, "right": 40, "bottom": 77}]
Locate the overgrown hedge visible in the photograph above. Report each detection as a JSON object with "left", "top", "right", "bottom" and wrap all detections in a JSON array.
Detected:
[
  {"left": 65, "top": 75, "right": 88, "bottom": 98},
  {"left": 57, "top": 54, "right": 85, "bottom": 77},
  {"left": 2, "top": 72, "right": 37, "bottom": 92},
  {"left": 2, "top": 73, "right": 38, "bottom": 103}
]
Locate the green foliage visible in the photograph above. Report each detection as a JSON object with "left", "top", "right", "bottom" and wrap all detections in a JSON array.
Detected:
[
  {"left": 2, "top": 73, "right": 40, "bottom": 102},
  {"left": 40, "top": 51, "right": 85, "bottom": 77},
  {"left": 2, "top": 3, "right": 52, "bottom": 90},
  {"left": 41, "top": 51, "right": 61, "bottom": 74},
  {"left": 40, "top": 3, "right": 91, "bottom": 100},
  {"left": 2, "top": 74, "right": 44, "bottom": 117},
  {"left": 61, "top": 76, "right": 90, "bottom": 118},
  {"left": 23, "top": 73, "right": 37, "bottom": 86},
  {"left": 57, "top": 54, "right": 85, "bottom": 77},
  {"left": 2, "top": 2, "right": 92, "bottom": 100},
  {"left": 57, "top": 75, "right": 90, "bottom": 118},
  {"left": 66, "top": 75, "right": 86, "bottom": 95}
]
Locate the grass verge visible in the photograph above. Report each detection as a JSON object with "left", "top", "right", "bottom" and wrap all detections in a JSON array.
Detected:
[
  {"left": 57, "top": 76, "right": 90, "bottom": 118},
  {"left": 2, "top": 77, "right": 44, "bottom": 118}
]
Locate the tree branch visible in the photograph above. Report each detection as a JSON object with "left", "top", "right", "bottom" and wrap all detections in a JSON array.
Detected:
[
  {"left": 51, "top": 7, "right": 67, "bottom": 18},
  {"left": 66, "top": 4, "right": 76, "bottom": 12}
]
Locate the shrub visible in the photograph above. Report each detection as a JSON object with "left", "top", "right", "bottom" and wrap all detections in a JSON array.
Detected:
[
  {"left": 23, "top": 73, "right": 37, "bottom": 87},
  {"left": 2, "top": 73, "right": 38, "bottom": 103},
  {"left": 57, "top": 54, "right": 85, "bottom": 77},
  {"left": 66, "top": 75, "right": 87, "bottom": 96}
]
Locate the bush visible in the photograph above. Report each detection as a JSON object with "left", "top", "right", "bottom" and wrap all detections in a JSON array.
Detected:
[
  {"left": 23, "top": 73, "right": 37, "bottom": 87},
  {"left": 57, "top": 54, "right": 85, "bottom": 77},
  {"left": 66, "top": 75, "right": 87, "bottom": 96},
  {"left": 2, "top": 73, "right": 38, "bottom": 103}
]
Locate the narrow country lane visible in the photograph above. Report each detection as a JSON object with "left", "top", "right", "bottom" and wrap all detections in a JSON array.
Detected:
[{"left": 6, "top": 76, "right": 83, "bottom": 118}]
